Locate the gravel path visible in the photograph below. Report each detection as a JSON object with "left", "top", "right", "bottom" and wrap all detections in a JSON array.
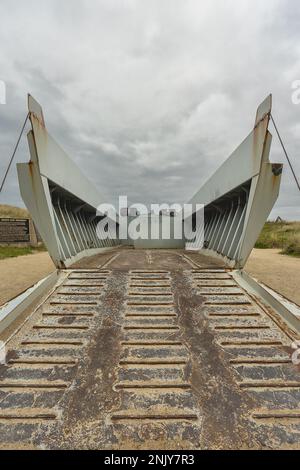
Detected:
[
  {"left": 0, "top": 252, "right": 54, "bottom": 306},
  {"left": 245, "top": 248, "right": 300, "bottom": 306}
]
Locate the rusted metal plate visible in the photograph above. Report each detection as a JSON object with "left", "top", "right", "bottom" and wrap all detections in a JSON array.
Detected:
[{"left": 0, "top": 249, "right": 299, "bottom": 449}]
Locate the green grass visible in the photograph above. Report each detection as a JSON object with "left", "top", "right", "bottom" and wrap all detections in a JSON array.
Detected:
[
  {"left": 255, "top": 221, "right": 300, "bottom": 257},
  {"left": 0, "top": 244, "right": 46, "bottom": 260},
  {"left": 0, "top": 204, "right": 29, "bottom": 219}
]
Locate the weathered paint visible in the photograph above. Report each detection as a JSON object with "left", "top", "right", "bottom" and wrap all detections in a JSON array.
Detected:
[
  {"left": 17, "top": 95, "right": 118, "bottom": 268},
  {"left": 18, "top": 94, "right": 281, "bottom": 270},
  {"left": 188, "top": 95, "right": 282, "bottom": 268}
]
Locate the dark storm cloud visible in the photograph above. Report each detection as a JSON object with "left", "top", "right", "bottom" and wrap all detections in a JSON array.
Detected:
[{"left": 0, "top": 0, "right": 299, "bottom": 218}]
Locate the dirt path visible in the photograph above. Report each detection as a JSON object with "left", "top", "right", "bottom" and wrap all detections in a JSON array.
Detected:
[
  {"left": 0, "top": 252, "right": 54, "bottom": 306},
  {"left": 245, "top": 248, "right": 300, "bottom": 306}
]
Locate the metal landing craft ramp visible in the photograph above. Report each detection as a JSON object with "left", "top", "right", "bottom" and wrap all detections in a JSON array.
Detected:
[
  {"left": 17, "top": 94, "right": 282, "bottom": 269},
  {"left": 0, "top": 249, "right": 300, "bottom": 449},
  {"left": 0, "top": 95, "right": 299, "bottom": 449}
]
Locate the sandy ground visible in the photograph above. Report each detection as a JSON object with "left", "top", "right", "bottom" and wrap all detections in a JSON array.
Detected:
[
  {"left": 0, "top": 248, "right": 299, "bottom": 307},
  {"left": 245, "top": 248, "right": 300, "bottom": 306},
  {"left": 0, "top": 252, "right": 55, "bottom": 306}
]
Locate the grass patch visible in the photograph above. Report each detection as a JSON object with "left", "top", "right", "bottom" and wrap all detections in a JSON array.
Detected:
[
  {"left": 0, "top": 204, "right": 29, "bottom": 219},
  {"left": 0, "top": 244, "right": 46, "bottom": 260},
  {"left": 281, "top": 234, "right": 300, "bottom": 258},
  {"left": 255, "top": 221, "right": 300, "bottom": 257}
]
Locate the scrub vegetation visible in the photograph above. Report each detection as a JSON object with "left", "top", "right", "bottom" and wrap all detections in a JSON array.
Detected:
[{"left": 255, "top": 221, "right": 300, "bottom": 257}]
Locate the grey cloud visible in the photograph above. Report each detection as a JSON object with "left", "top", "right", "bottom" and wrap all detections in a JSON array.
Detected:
[{"left": 0, "top": 0, "right": 299, "bottom": 219}]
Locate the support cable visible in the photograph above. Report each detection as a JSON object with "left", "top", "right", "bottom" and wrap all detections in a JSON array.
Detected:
[
  {"left": 270, "top": 114, "right": 300, "bottom": 192},
  {"left": 0, "top": 113, "right": 29, "bottom": 193}
]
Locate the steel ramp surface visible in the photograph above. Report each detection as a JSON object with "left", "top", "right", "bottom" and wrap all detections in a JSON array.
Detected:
[{"left": 0, "top": 249, "right": 299, "bottom": 449}]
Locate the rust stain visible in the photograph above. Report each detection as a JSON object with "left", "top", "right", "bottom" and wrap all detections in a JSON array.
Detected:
[
  {"left": 28, "top": 160, "right": 34, "bottom": 177},
  {"left": 1, "top": 249, "right": 299, "bottom": 449},
  {"left": 30, "top": 111, "right": 45, "bottom": 129}
]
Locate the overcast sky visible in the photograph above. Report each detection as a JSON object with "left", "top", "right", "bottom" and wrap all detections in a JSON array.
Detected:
[{"left": 0, "top": 0, "right": 299, "bottom": 218}]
